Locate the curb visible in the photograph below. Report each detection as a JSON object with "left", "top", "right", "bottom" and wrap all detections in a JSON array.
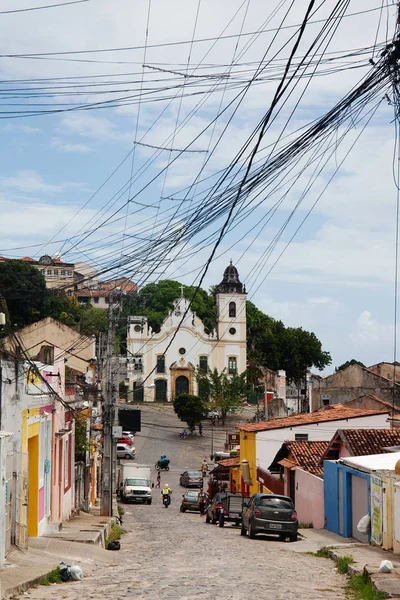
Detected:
[
  {"left": 327, "top": 547, "right": 400, "bottom": 598},
  {"left": 2, "top": 566, "right": 59, "bottom": 600}
]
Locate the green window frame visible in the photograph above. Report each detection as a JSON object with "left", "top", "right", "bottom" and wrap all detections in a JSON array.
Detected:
[
  {"left": 199, "top": 355, "right": 208, "bottom": 373},
  {"left": 156, "top": 355, "right": 165, "bottom": 373},
  {"left": 228, "top": 356, "right": 237, "bottom": 375}
]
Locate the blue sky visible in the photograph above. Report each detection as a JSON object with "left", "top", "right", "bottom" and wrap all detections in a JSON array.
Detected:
[{"left": 0, "top": 0, "right": 398, "bottom": 371}]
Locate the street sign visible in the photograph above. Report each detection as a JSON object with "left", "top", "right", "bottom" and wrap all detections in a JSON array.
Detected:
[
  {"left": 228, "top": 433, "right": 240, "bottom": 446},
  {"left": 112, "top": 426, "right": 122, "bottom": 438}
]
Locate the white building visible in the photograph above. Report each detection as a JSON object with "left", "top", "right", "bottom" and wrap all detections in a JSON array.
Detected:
[{"left": 127, "top": 263, "right": 247, "bottom": 402}]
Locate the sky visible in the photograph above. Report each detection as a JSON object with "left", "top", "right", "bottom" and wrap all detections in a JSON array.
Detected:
[{"left": 0, "top": 0, "right": 398, "bottom": 372}]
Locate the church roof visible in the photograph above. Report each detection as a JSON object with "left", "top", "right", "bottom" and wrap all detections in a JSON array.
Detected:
[{"left": 216, "top": 261, "right": 244, "bottom": 294}]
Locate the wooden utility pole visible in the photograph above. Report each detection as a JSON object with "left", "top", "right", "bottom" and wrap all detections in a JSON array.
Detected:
[{"left": 101, "top": 294, "right": 120, "bottom": 516}]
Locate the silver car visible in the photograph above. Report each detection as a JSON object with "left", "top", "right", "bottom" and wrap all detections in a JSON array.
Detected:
[
  {"left": 117, "top": 443, "right": 136, "bottom": 459},
  {"left": 179, "top": 471, "right": 203, "bottom": 488}
]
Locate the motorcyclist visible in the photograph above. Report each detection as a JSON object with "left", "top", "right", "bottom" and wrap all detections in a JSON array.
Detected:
[
  {"left": 159, "top": 455, "right": 169, "bottom": 468},
  {"left": 161, "top": 483, "right": 172, "bottom": 506}
]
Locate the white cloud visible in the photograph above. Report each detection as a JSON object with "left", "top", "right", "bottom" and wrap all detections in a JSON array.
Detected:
[
  {"left": 2, "top": 124, "right": 41, "bottom": 134},
  {"left": 0, "top": 170, "right": 62, "bottom": 195},
  {"left": 51, "top": 137, "right": 91, "bottom": 153}
]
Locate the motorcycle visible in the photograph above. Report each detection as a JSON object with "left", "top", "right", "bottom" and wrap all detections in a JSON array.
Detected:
[
  {"left": 162, "top": 494, "right": 171, "bottom": 508},
  {"left": 155, "top": 460, "right": 170, "bottom": 471}
]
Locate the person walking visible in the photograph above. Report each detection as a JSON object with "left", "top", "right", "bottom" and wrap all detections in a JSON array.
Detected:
[
  {"left": 201, "top": 457, "right": 208, "bottom": 478},
  {"left": 156, "top": 471, "right": 161, "bottom": 489},
  {"left": 198, "top": 423, "right": 203, "bottom": 436}
]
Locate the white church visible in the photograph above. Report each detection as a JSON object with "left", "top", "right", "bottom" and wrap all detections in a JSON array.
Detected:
[{"left": 126, "top": 262, "right": 247, "bottom": 402}]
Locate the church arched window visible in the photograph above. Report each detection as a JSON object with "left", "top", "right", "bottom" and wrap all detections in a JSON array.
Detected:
[{"left": 229, "top": 301, "right": 236, "bottom": 318}]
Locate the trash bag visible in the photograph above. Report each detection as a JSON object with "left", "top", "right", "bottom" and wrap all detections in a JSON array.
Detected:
[
  {"left": 357, "top": 514, "right": 371, "bottom": 534},
  {"left": 59, "top": 563, "right": 72, "bottom": 582},
  {"left": 379, "top": 560, "right": 394, "bottom": 573},
  {"left": 107, "top": 540, "right": 120, "bottom": 551},
  {"left": 69, "top": 565, "right": 84, "bottom": 581}
]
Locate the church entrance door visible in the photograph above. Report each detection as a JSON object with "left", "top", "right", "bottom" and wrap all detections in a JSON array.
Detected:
[{"left": 175, "top": 375, "right": 189, "bottom": 396}]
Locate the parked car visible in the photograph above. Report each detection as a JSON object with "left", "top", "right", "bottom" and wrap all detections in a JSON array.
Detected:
[
  {"left": 123, "top": 431, "right": 135, "bottom": 441},
  {"left": 206, "top": 492, "right": 230, "bottom": 523},
  {"left": 116, "top": 443, "right": 136, "bottom": 459},
  {"left": 241, "top": 494, "right": 298, "bottom": 542},
  {"left": 179, "top": 471, "right": 203, "bottom": 488},
  {"left": 207, "top": 410, "right": 221, "bottom": 419},
  {"left": 180, "top": 490, "right": 201, "bottom": 512},
  {"left": 118, "top": 434, "right": 133, "bottom": 446}
]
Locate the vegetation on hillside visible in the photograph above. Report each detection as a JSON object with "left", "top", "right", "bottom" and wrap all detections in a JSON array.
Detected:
[{"left": 0, "top": 260, "right": 108, "bottom": 337}]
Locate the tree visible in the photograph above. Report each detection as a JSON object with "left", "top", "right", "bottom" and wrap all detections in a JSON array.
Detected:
[
  {"left": 121, "top": 279, "right": 216, "bottom": 334},
  {"left": 173, "top": 393, "right": 207, "bottom": 432},
  {"left": 79, "top": 306, "right": 108, "bottom": 337},
  {"left": 335, "top": 359, "right": 365, "bottom": 372},
  {"left": 0, "top": 260, "right": 46, "bottom": 326},
  {"left": 196, "top": 368, "right": 249, "bottom": 424}
]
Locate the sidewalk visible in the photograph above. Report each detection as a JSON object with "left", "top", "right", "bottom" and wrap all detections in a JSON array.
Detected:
[
  {"left": 296, "top": 528, "right": 400, "bottom": 598},
  {"left": 0, "top": 512, "right": 117, "bottom": 600}
]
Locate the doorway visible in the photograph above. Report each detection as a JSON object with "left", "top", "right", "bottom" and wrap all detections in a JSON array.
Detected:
[{"left": 175, "top": 375, "right": 189, "bottom": 396}]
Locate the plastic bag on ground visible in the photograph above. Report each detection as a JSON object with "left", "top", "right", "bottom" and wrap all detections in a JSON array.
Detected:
[
  {"left": 357, "top": 514, "right": 371, "bottom": 534},
  {"left": 379, "top": 560, "right": 394, "bottom": 573},
  {"left": 69, "top": 565, "right": 84, "bottom": 580}
]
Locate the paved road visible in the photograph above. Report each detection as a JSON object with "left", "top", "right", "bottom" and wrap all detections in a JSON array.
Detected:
[{"left": 27, "top": 405, "right": 347, "bottom": 599}]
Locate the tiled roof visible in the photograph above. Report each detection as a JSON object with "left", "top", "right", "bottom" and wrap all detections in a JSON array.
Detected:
[
  {"left": 216, "top": 457, "right": 240, "bottom": 467},
  {"left": 338, "top": 429, "right": 400, "bottom": 456},
  {"left": 285, "top": 441, "right": 330, "bottom": 476},
  {"left": 237, "top": 404, "right": 389, "bottom": 432}
]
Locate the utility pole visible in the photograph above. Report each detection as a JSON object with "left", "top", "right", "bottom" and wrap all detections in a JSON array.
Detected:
[{"left": 101, "top": 293, "right": 121, "bottom": 516}]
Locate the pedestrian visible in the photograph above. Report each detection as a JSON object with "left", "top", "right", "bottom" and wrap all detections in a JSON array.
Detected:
[
  {"left": 198, "top": 422, "right": 203, "bottom": 436},
  {"left": 156, "top": 470, "right": 161, "bottom": 489},
  {"left": 200, "top": 457, "right": 208, "bottom": 478}
]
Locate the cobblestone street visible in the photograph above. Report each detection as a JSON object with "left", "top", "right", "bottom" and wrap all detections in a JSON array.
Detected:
[{"left": 26, "top": 405, "right": 348, "bottom": 599}]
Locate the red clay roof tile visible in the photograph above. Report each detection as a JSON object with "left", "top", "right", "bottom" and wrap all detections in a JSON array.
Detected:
[
  {"left": 237, "top": 404, "right": 389, "bottom": 433},
  {"left": 285, "top": 441, "right": 330, "bottom": 476}
]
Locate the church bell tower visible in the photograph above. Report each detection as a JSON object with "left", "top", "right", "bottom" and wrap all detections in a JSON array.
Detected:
[{"left": 215, "top": 261, "right": 247, "bottom": 374}]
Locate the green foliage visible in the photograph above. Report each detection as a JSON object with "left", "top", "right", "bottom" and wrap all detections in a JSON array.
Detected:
[
  {"left": 40, "top": 567, "right": 63, "bottom": 586},
  {"left": 347, "top": 574, "right": 389, "bottom": 600},
  {"left": 0, "top": 260, "right": 107, "bottom": 338},
  {"left": 75, "top": 412, "right": 90, "bottom": 461},
  {"left": 196, "top": 367, "right": 249, "bottom": 424},
  {"left": 173, "top": 393, "right": 207, "bottom": 431},
  {"left": 120, "top": 279, "right": 216, "bottom": 334},
  {"left": 308, "top": 546, "right": 332, "bottom": 558},
  {"left": 105, "top": 522, "right": 124, "bottom": 547},
  {"left": 0, "top": 260, "right": 46, "bottom": 327},
  {"left": 79, "top": 306, "right": 108, "bottom": 336},
  {"left": 335, "top": 359, "right": 366, "bottom": 372},
  {"left": 336, "top": 554, "right": 354, "bottom": 574}
]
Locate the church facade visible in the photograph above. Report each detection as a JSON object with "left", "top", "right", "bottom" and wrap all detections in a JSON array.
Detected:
[{"left": 126, "top": 263, "right": 247, "bottom": 402}]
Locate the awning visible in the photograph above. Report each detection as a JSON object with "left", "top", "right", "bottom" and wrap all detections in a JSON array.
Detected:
[{"left": 278, "top": 458, "right": 297, "bottom": 470}]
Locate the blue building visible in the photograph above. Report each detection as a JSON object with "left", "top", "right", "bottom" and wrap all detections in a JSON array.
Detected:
[{"left": 324, "top": 458, "right": 371, "bottom": 543}]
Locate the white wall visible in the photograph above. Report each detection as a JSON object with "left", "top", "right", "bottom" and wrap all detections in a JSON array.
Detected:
[
  {"left": 255, "top": 413, "right": 390, "bottom": 471},
  {"left": 127, "top": 296, "right": 246, "bottom": 401}
]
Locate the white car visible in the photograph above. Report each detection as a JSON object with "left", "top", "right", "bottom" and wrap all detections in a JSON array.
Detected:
[
  {"left": 117, "top": 443, "right": 136, "bottom": 459},
  {"left": 123, "top": 431, "right": 135, "bottom": 442}
]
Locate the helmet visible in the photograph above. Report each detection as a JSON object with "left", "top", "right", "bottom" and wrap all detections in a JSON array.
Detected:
[{"left": 165, "top": 483, "right": 168, "bottom": 487}]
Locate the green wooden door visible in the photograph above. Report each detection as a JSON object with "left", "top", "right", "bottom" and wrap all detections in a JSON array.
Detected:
[{"left": 175, "top": 375, "right": 189, "bottom": 396}]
